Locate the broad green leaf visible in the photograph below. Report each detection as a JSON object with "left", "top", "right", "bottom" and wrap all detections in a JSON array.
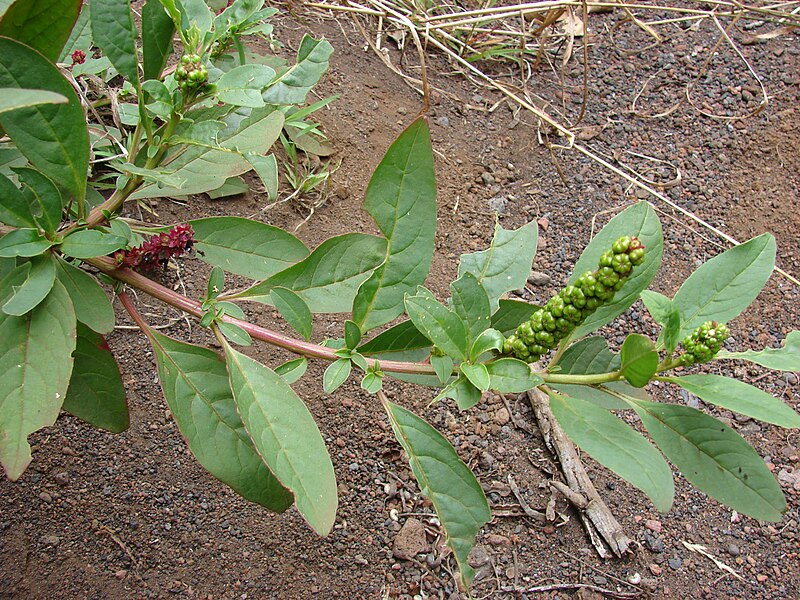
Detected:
[
  {"left": 60, "top": 229, "right": 126, "bottom": 259},
  {"left": 717, "top": 331, "right": 800, "bottom": 372},
  {"left": 461, "top": 363, "right": 489, "bottom": 392},
  {"left": 569, "top": 202, "right": 663, "bottom": 339},
  {"left": 458, "top": 220, "right": 538, "bottom": 311},
  {"left": 491, "top": 299, "right": 540, "bottom": 336},
  {"left": 275, "top": 356, "right": 307, "bottom": 384},
  {"left": 450, "top": 272, "right": 491, "bottom": 347},
  {"left": 550, "top": 381, "right": 649, "bottom": 410},
  {"left": 212, "top": 0, "right": 264, "bottom": 40},
  {"left": 207, "top": 176, "right": 249, "bottom": 199},
  {"left": 486, "top": 358, "right": 542, "bottom": 393},
  {"left": 191, "top": 216, "right": 309, "bottom": 280},
  {"left": 148, "top": 331, "right": 293, "bottom": 511},
  {"left": 556, "top": 336, "right": 620, "bottom": 374},
  {"left": 0, "top": 172, "right": 36, "bottom": 227},
  {"left": 619, "top": 333, "right": 658, "bottom": 388},
  {"left": 631, "top": 400, "right": 786, "bottom": 521},
  {"left": 0, "top": 37, "right": 89, "bottom": 205},
  {"left": 361, "top": 371, "right": 382, "bottom": 394},
  {"left": 176, "top": 0, "right": 212, "bottom": 39},
  {"left": 224, "top": 342, "right": 338, "bottom": 534},
  {"left": 0, "top": 279, "right": 75, "bottom": 480},
  {"left": 433, "top": 374, "right": 481, "bottom": 410},
  {"left": 431, "top": 354, "right": 454, "bottom": 384},
  {"left": 57, "top": 1, "right": 90, "bottom": 61},
  {"left": 550, "top": 391, "right": 674, "bottom": 512},
  {"left": 358, "top": 320, "right": 430, "bottom": 357},
  {"left": 270, "top": 286, "right": 312, "bottom": 341},
  {"left": 404, "top": 292, "right": 468, "bottom": 362},
  {"left": 0, "top": 228, "right": 54, "bottom": 257},
  {"left": 90, "top": 0, "right": 138, "bottom": 84},
  {"left": 141, "top": 79, "right": 172, "bottom": 117},
  {"left": 383, "top": 400, "right": 491, "bottom": 588},
  {"left": 665, "top": 374, "right": 800, "bottom": 428},
  {"left": 673, "top": 234, "right": 776, "bottom": 338},
  {"left": 15, "top": 166, "right": 63, "bottom": 234},
  {"left": 55, "top": 258, "right": 115, "bottom": 333},
  {"left": 216, "top": 64, "right": 275, "bottom": 107},
  {"left": 640, "top": 289, "right": 681, "bottom": 353},
  {"left": 207, "top": 265, "right": 225, "bottom": 299},
  {"left": 344, "top": 320, "right": 361, "bottom": 349},
  {"left": 245, "top": 152, "right": 278, "bottom": 200},
  {"left": 2, "top": 253, "right": 55, "bottom": 315},
  {"left": 62, "top": 323, "right": 128, "bottom": 432},
  {"left": 216, "top": 301, "right": 244, "bottom": 320},
  {"left": 132, "top": 108, "right": 285, "bottom": 199},
  {"left": 352, "top": 117, "right": 436, "bottom": 331},
  {"left": 323, "top": 358, "right": 351, "bottom": 394},
  {"left": 262, "top": 35, "right": 333, "bottom": 105},
  {"left": 241, "top": 234, "right": 387, "bottom": 313},
  {"left": 0, "top": 88, "right": 67, "bottom": 113},
  {"left": 469, "top": 328, "right": 504, "bottom": 361},
  {"left": 217, "top": 320, "right": 252, "bottom": 346},
  {"left": 0, "top": 0, "right": 82, "bottom": 61},
  {"left": 141, "top": 0, "right": 174, "bottom": 80}
]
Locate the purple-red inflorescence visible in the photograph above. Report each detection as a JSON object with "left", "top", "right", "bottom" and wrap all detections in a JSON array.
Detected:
[
  {"left": 114, "top": 224, "right": 194, "bottom": 270},
  {"left": 71, "top": 50, "right": 86, "bottom": 65}
]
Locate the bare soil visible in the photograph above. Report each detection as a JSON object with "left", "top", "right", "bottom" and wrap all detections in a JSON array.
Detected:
[{"left": 2, "top": 7, "right": 799, "bottom": 599}]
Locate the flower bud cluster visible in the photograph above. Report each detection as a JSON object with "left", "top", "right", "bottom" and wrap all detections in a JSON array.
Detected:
[
  {"left": 678, "top": 321, "right": 729, "bottom": 366},
  {"left": 114, "top": 224, "right": 195, "bottom": 270},
  {"left": 174, "top": 54, "right": 208, "bottom": 91},
  {"left": 503, "top": 236, "right": 646, "bottom": 363}
]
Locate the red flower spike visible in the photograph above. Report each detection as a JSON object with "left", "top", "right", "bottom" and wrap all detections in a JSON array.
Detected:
[
  {"left": 71, "top": 50, "right": 86, "bottom": 65},
  {"left": 115, "top": 224, "right": 195, "bottom": 270}
]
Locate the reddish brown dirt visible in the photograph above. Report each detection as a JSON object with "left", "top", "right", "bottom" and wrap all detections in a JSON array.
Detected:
[{"left": 2, "top": 8, "right": 799, "bottom": 600}]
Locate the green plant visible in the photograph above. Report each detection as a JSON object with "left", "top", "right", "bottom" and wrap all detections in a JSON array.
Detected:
[{"left": 1, "top": 0, "right": 799, "bottom": 593}]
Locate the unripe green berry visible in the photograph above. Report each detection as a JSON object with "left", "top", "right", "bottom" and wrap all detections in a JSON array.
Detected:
[
  {"left": 599, "top": 250, "right": 614, "bottom": 268},
  {"left": 612, "top": 236, "right": 631, "bottom": 254},
  {"left": 629, "top": 247, "right": 645, "bottom": 266},
  {"left": 611, "top": 253, "right": 632, "bottom": 275}
]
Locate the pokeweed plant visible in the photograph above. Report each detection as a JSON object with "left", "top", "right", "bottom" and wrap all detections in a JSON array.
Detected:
[{"left": 1, "top": 1, "right": 800, "bottom": 593}]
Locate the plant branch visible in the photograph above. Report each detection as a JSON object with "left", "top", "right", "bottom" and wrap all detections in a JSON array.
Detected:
[{"left": 540, "top": 370, "right": 623, "bottom": 385}]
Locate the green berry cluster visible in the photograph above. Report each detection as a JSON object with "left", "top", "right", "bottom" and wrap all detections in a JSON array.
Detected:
[
  {"left": 503, "top": 236, "right": 646, "bottom": 363},
  {"left": 678, "top": 321, "right": 729, "bottom": 366},
  {"left": 174, "top": 54, "right": 208, "bottom": 91}
]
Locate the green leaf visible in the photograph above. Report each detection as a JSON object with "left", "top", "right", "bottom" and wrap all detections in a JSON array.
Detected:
[
  {"left": 14, "top": 166, "right": 63, "bottom": 234},
  {"left": 640, "top": 289, "right": 681, "bottom": 353},
  {"left": 0, "top": 88, "right": 67, "bottom": 114},
  {"left": 55, "top": 258, "right": 114, "bottom": 333},
  {"left": 0, "top": 0, "right": 82, "bottom": 61},
  {"left": 450, "top": 272, "right": 491, "bottom": 347},
  {"left": 458, "top": 220, "right": 538, "bottom": 312},
  {"left": 224, "top": 342, "right": 338, "bottom": 534},
  {"left": 323, "top": 358, "right": 351, "bottom": 394},
  {"left": 212, "top": 0, "right": 265, "bottom": 40},
  {"left": 491, "top": 299, "right": 540, "bottom": 336},
  {"left": 241, "top": 233, "right": 387, "bottom": 313},
  {"left": 550, "top": 391, "right": 674, "bottom": 512},
  {"left": 132, "top": 107, "right": 285, "bottom": 199},
  {"left": 2, "top": 253, "right": 55, "bottom": 315},
  {"left": 60, "top": 229, "right": 126, "bottom": 259},
  {"left": 665, "top": 374, "right": 800, "bottom": 429},
  {"left": 717, "top": 331, "right": 800, "bottom": 372},
  {"left": 0, "top": 172, "right": 36, "bottom": 227},
  {"left": 141, "top": 0, "right": 175, "bottom": 80},
  {"left": 216, "top": 64, "right": 275, "bottom": 107},
  {"left": 207, "top": 176, "right": 249, "bottom": 199},
  {"left": 217, "top": 320, "right": 252, "bottom": 346},
  {"left": 619, "top": 333, "right": 658, "bottom": 388},
  {"left": 352, "top": 117, "right": 436, "bottom": 331},
  {"left": 556, "top": 336, "right": 620, "bottom": 374},
  {"left": 0, "top": 228, "right": 54, "bottom": 257},
  {"left": 434, "top": 374, "right": 481, "bottom": 410},
  {"left": 469, "top": 328, "right": 504, "bottom": 362},
  {"left": 461, "top": 363, "right": 489, "bottom": 392},
  {"left": 62, "top": 323, "right": 128, "bottom": 432},
  {"left": 261, "top": 35, "right": 333, "bottom": 105},
  {"left": 550, "top": 381, "right": 649, "bottom": 410},
  {"left": 90, "top": 0, "right": 139, "bottom": 84},
  {"left": 57, "top": 0, "right": 90, "bottom": 61},
  {"left": 0, "top": 37, "right": 89, "bottom": 205},
  {"left": 486, "top": 358, "right": 542, "bottom": 393},
  {"left": 569, "top": 202, "right": 663, "bottom": 340},
  {"left": 148, "top": 331, "right": 293, "bottom": 511},
  {"left": 191, "top": 216, "right": 309, "bottom": 281},
  {"left": 216, "top": 300, "right": 244, "bottom": 320},
  {"left": 632, "top": 400, "right": 786, "bottom": 521},
  {"left": 383, "top": 400, "right": 491, "bottom": 588},
  {"left": 176, "top": 0, "right": 213, "bottom": 40},
  {"left": 404, "top": 292, "right": 468, "bottom": 362},
  {"left": 357, "top": 320, "right": 430, "bottom": 357},
  {"left": 274, "top": 356, "right": 307, "bottom": 384},
  {"left": 673, "top": 234, "right": 776, "bottom": 338},
  {"left": 344, "top": 320, "right": 361, "bottom": 349},
  {"left": 270, "top": 286, "right": 312, "bottom": 341},
  {"left": 430, "top": 354, "right": 453, "bottom": 384},
  {"left": 207, "top": 265, "right": 225, "bottom": 299},
  {"left": 0, "top": 278, "right": 75, "bottom": 480},
  {"left": 245, "top": 152, "right": 278, "bottom": 200},
  {"left": 361, "top": 371, "right": 382, "bottom": 394}
]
